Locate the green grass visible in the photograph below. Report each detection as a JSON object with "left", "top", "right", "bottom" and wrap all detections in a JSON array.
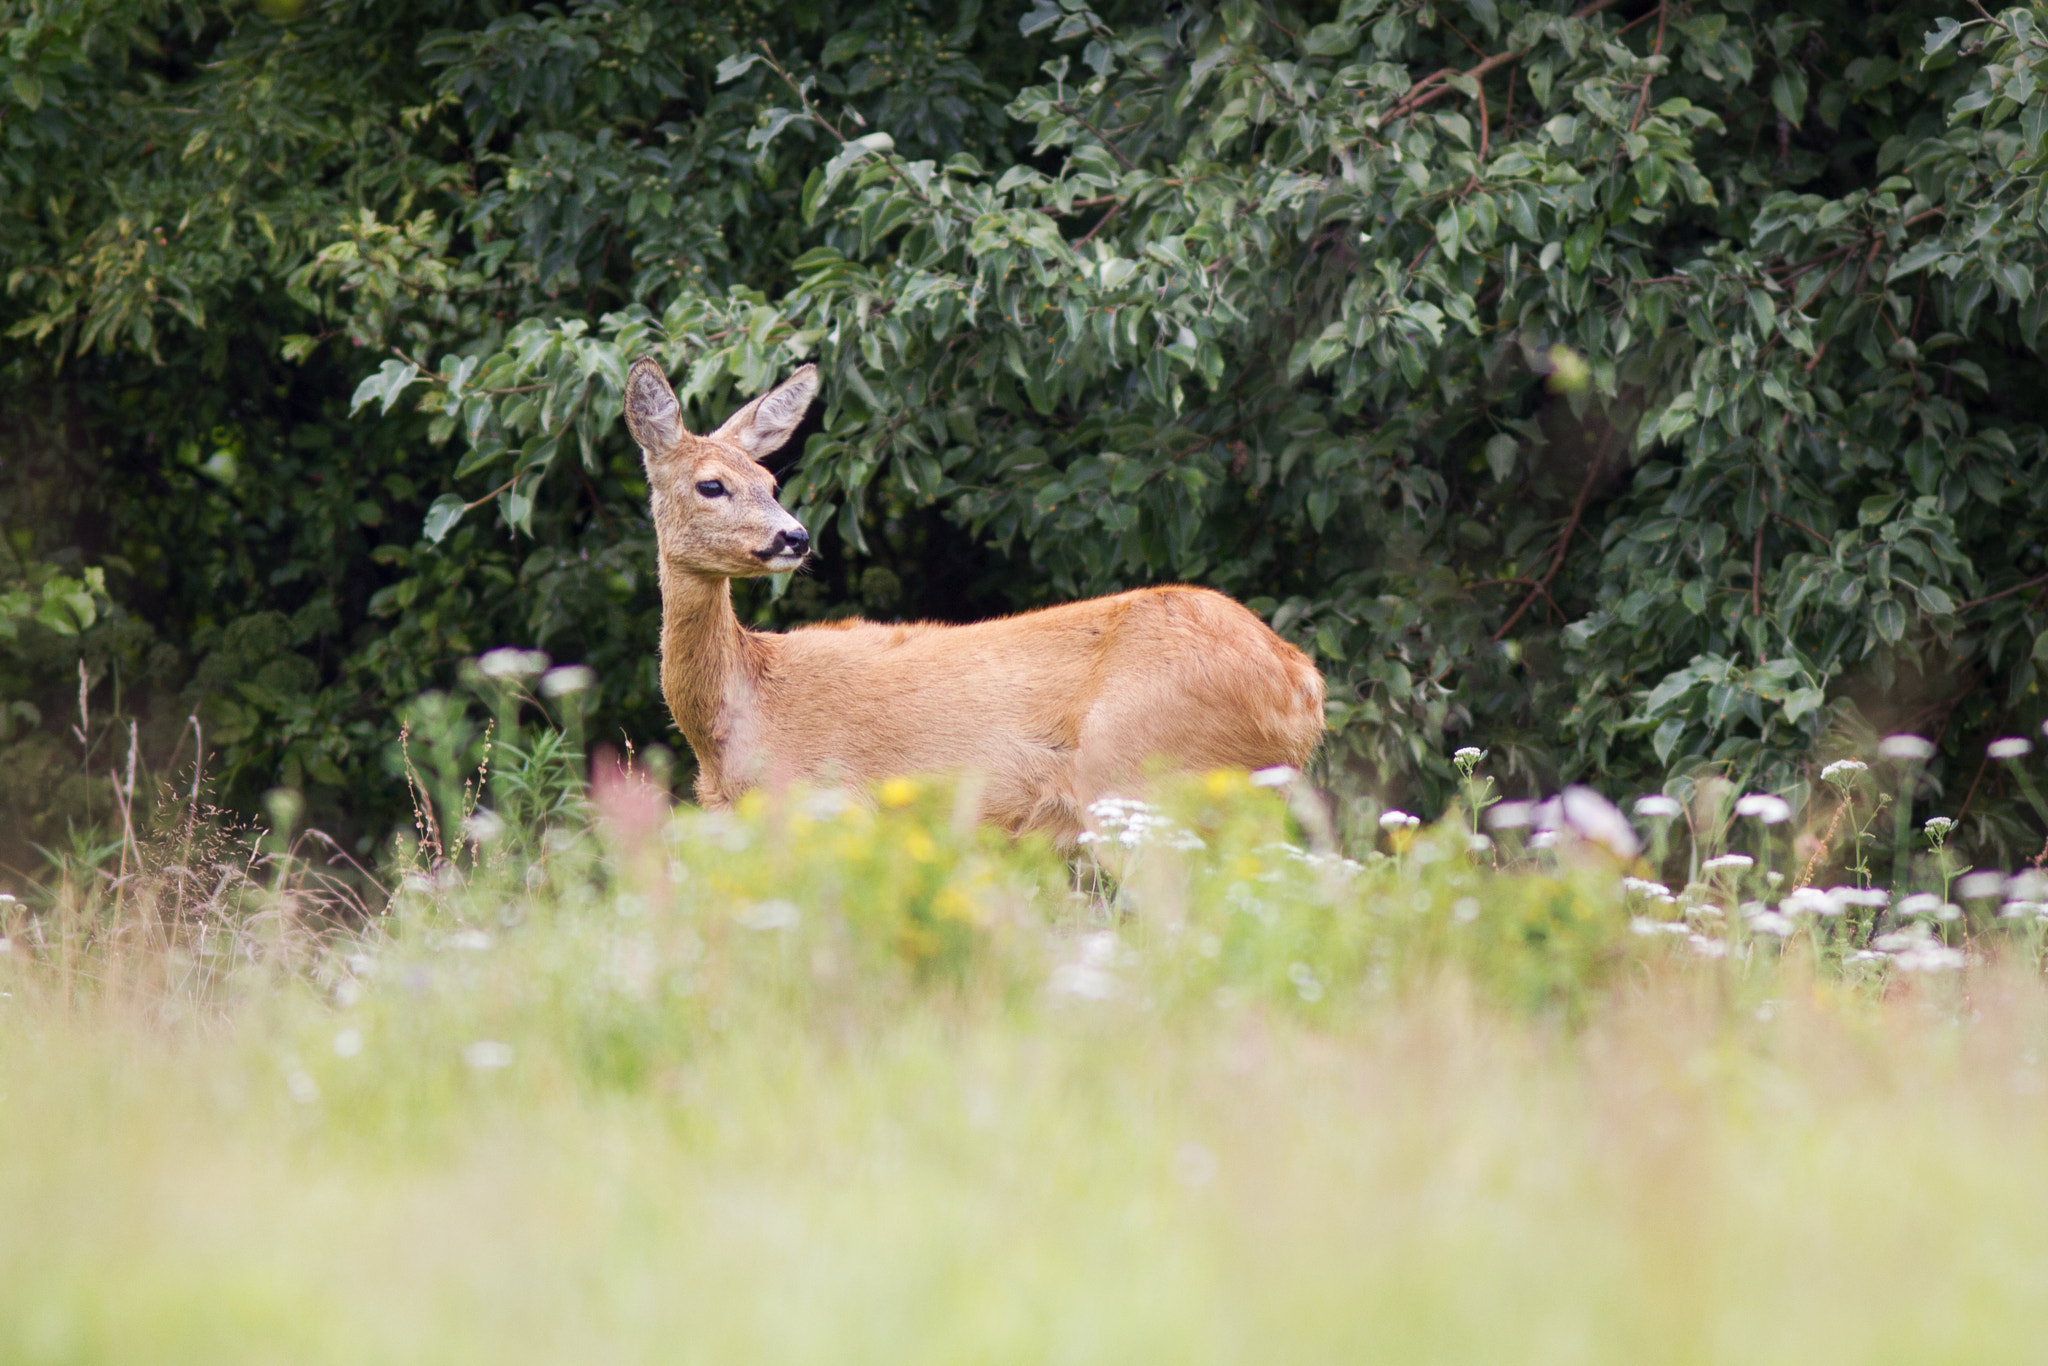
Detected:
[{"left": 5, "top": 769, "right": 2048, "bottom": 1363}]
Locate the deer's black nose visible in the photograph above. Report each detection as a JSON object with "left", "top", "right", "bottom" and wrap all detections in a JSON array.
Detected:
[{"left": 779, "top": 527, "right": 810, "bottom": 556}]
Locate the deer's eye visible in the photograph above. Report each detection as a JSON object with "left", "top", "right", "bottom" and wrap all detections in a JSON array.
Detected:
[{"left": 694, "top": 479, "right": 728, "bottom": 498}]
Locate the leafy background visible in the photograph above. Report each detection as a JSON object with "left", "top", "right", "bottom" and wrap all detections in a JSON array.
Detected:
[{"left": 8, "top": 0, "right": 2048, "bottom": 870}]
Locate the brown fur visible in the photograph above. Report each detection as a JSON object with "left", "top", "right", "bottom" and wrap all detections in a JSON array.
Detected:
[{"left": 624, "top": 358, "right": 1326, "bottom": 842}]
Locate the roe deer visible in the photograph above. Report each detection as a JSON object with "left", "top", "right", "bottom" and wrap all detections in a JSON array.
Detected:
[{"left": 624, "top": 357, "right": 1325, "bottom": 842}]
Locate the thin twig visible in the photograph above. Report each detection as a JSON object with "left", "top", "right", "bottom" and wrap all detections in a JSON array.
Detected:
[
  {"left": 1379, "top": 0, "right": 1628, "bottom": 123},
  {"left": 1491, "top": 431, "right": 1613, "bottom": 642},
  {"left": 1628, "top": 2, "right": 1669, "bottom": 134},
  {"left": 1956, "top": 572, "right": 2048, "bottom": 610}
]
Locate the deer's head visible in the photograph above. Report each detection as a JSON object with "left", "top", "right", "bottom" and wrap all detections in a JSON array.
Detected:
[{"left": 624, "top": 358, "right": 817, "bottom": 577}]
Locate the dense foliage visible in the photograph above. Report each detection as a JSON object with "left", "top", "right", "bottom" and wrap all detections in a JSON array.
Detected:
[{"left": 10, "top": 0, "right": 2048, "bottom": 865}]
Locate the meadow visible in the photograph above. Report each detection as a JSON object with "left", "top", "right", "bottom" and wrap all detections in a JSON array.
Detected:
[{"left": 6, "top": 689, "right": 2048, "bottom": 1365}]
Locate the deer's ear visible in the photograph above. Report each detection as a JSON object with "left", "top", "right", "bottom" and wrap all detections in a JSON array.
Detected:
[
  {"left": 625, "top": 358, "right": 684, "bottom": 455},
  {"left": 711, "top": 364, "right": 819, "bottom": 461}
]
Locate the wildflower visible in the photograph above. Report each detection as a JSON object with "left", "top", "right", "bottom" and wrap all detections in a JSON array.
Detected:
[
  {"left": 1379, "top": 809, "right": 1421, "bottom": 831},
  {"left": 1746, "top": 909, "right": 1795, "bottom": 937},
  {"left": 2001, "top": 901, "right": 2047, "bottom": 919},
  {"left": 1454, "top": 746, "right": 1486, "bottom": 764},
  {"left": 878, "top": 776, "right": 920, "bottom": 808},
  {"left": 2009, "top": 870, "right": 2048, "bottom": 901},
  {"left": 1957, "top": 870, "right": 2009, "bottom": 900},
  {"left": 446, "top": 928, "right": 493, "bottom": 951},
  {"left": 1701, "top": 854, "right": 1754, "bottom": 872},
  {"left": 1249, "top": 765, "right": 1298, "bottom": 787},
  {"left": 1924, "top": 816, "right": 1957, "bottom": 839},
  {"left": 462, "top": 1041, "right": 515, "bottom": 1069},
  {"left": 1827, "top": 885, "right": 1889, "bottom": 908},
  {"left": 477, "top": 646, "right": 549, "bottom": 678},
  {"left": 1687, "top": 934, "right": 1728, "bottom": 959},
  {"left": 1528, "top": 830, "right": 1558, "bottom": 849},
  {"left": 540, "top": 664, "right": 596, "bottom": 696},
  {"left": 1989, "top": 736, "right": 2034, "bottom": 760},
  {"left": 1871, "top": 927, "right": 1926, "bottom": 952},
  {"left": 1820, "top": 759, "right": 1868, "bottom": 783},
  {"left": 1622, "top": 876, "right": 1673, "bottom": 898},
  {"left": 1734, "top": 793, "right": 1792, "bottom": 824},
  {"left": 1466, "top": 833, "right": 1494, "bottom": 854},
  {"left": 1050, "top": 932, "right": 1121, "bottom": 1001},
  {"left": 1895, "top": 944, "right": 1966, "bottom": 972},
  {"left": 1897, "top": 893, "right": 1943, "bottom": 917},
  {"left": 1878, "top": 734, "right": 1935, "bottom": 761},
  {"left": 1558, "top": 787, "right": 1642, "bottom": 859},
  {"left": 462, "top": 808, "right": 506, "bottom": 844},
  {"left": 1781, "top": 886, "right": 1841, "bottom": 916},
  {"left": 333, "top": 1029, "right": 363, "bottom": 1058},
  {"left": 0, "top": 892, "right": 15, "bottom": 904},
  {"left": 1486, "top": 800, "right": 1533, "bottom": 829},
  {"left": 1630, "top": 916, "right": 1688, "bottom": 936},
  {"left": 1453, "top": 897, "right": 1482, "bottom": 923},
  {"left": 739, "top": 900, "right": 800, "bottom": 931}
]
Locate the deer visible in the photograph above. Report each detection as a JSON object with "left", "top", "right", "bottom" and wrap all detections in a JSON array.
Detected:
[{"left": 623, "top": 357, "right": 1326, "bottom": 844}]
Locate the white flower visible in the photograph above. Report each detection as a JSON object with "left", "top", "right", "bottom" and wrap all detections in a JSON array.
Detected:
[
  {"left": 333, "top": 1028, "right": 364, "bottom": 1058},
  {"left": 1781, "top": 886, "right": 1841, "bottom": 916},
  {"left": 1528, "top": 831, "right": 1558, "bottom": 849},
  {"left": 462, "top": 808, "right": 506, "bottom": 843},
  {"left": 1878, "top": 734, "right": 1935, "bottom": 761},
  {"left": 1924, "top": 816, "right": 1957, "bottom": 837},
  {"left": 2001, "top": 900, "right": 2047, "bottom": 919},
  {"left": 445, "top": 928, "right": 493, "bottom": 951},
  {"left": 1249, "top": 765, "right": 1298, "bottom": 788},
  {"left": 462, "top": 1041, "right": 515, "bottom": 1069},
  {"left": 540, "top": 664, "right": 597, "bottom": 696},
  {"left": 1934, "top": 903, "right": 1962, "bottom": 921},
  {"left": 0, "top": 892, "right": 16, "bottom": 904},
  {"left": 1379, "top": 809, "right": 1421, "bottom": 831},
  {"left": 1633, "top": 794, "right": 1683, "bottom": 819},
  {"left": 2008, "top": 870, "right": 2048, "bottom": 901},
  {"left": 1466, "top": 833, "right": 1494, "bottom": 854},
  {"left": 1957, "top": 870, "right": 2009, "bottom": 900},
  {"left": 1559, "top": 786, "right": 1641, "bottom": 859},
  {"left": 1733, "top": 793, "right": 1792, "bottom": 824},
  {"left": 1897, "top": 892, "right": 1943, "bottom": 917},
  {"left": 1989, "top": 737, "right": 2034, "bottom": 760},
  {"left": 1746, "top": 910, "right": 1796, "bottom": 937},
  {"left": 1454, "top": 746, "right": 1486, "bottom": 763},
  {"left": 1827, "top": 885, "right": 1889, "bottom": 908},
  {"left": 738, "top": 900, "right": 801, "bottom": 931},
  {"left": 1820, "top": 759, "right": 1869, "bottom": 782},
  {"left": 477, "top": 647, "right": 550, "bottom": 679},
  {"left": 1872, "top": 927, "right": 1929, "bottom": 952},
  {"left": 1486, "top": 800, "right": 1533, "bottom": 830},
  {"left": 1701, "top": 854, "right": 1754, "bottom": 872},
  {"left": 1050, "top": 932, "right": 1121, "bottom": 1001},
  {"left": 1631, "top": 916, "right": 1686, "bottom": 936},
  {"left": 1895, "top": 945, "right": 1966, "bottom": 972},
  {"left": 1622, "top": 876, "right": 1673, "bottom": 897},
  {"left": 1687, "top": 934, "right": 1728, "bottom": 959}
]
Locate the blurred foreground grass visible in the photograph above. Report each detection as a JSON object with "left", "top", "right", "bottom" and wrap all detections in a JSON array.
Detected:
[{"left": 5, "top": 766, "right": 2048, "bottom": 1363}]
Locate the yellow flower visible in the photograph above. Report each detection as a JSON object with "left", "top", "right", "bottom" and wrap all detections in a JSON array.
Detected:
[
  {"left": 1203, "top": 768, "right": 1245, "bottom": 797},
  {"left": 1231, "top": 855, "right": 1262, "bottom": 880},
  {"left": 878, "top": 776, "right": 920, "bottom": 808},
  {"left": 736, "top": 789, "right": 767, "bottom": 820},
  {"left": 904, "top": 829, "right": 938, "bottom": 863}
]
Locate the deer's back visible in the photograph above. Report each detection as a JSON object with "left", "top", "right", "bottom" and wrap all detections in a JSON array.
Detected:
[{"left": 746, "top": 586, "right": 1323, "bottom": 837}]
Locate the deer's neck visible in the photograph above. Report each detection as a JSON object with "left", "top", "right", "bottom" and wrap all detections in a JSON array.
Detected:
[{"left": 656, "top": 562, "right": 771, "bottom": 798}]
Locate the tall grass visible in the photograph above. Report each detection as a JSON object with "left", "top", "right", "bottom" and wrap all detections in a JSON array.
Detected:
[{"left": 7, "top": 686, "right": 2048, "bottom": 1361}]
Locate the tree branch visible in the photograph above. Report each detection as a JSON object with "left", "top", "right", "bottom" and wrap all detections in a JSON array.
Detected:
[
  {"left": 1491, "top": 431, "right": 1613, "bottom": 643},
  {"left": 1379, "top": 0, "right": 1630, "bottom": 124}
]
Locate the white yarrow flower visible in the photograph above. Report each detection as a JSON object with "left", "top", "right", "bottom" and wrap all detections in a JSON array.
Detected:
[
  {"left": 1701, "top": 854, "right": 1754, "bottom": 872},
  {"left": 1878, "top": 734, "right": 1935, "bottom": 761},
  {"left": 1454, "top": 746, "right": 1485, "bottom": 763},
  {"left": 1633, "top": 794, "right": 1683, "bottom": 819},
  {"left": 1828, "top": 885, "right": 1890, "bottom": 908},
  {"left": 1379, "top": 809, "right": 1422, "bottom": 831},
  {"left": 1249, "top": 765, "right": 1298, "bottom": 787},
  {"left": 1896, "top": 893, "right": 1942, "bottom": 917},
  {"left": 540, "top": 664, "right": 597, "bottom": 696},
  {"left": 1746, "top": 910, "right": 1795, "bottom": 937},
  {"left": 1820, "top": 759, "right": 1868, "bottom": 782},
  {"left": 1486, "top": 800, "right": 1533, "bottom": 830},
  {"left": 1559, "top": 786, "right": 1641, "bottom": 859},
  {"left": 1733, "top": 793, "right": 1792, "bottom": 824},
  {"left": 1957, "top": 870, "right": 2009, "bottom": 900},
  {"left": 1781, "top": 886, "right": 1841, "bottom": 916},
  {"left": 1989, "top": 737, "right": 2034, "bottom": 760},
  {"left": 477, "top": 647, "right": 550, "bottom": 679}
]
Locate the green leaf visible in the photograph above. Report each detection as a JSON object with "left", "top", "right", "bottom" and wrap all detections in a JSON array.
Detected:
[
  {"left": 1484, "top": 434, "right": 1517, "bottom": 482},
  {"left": 422, "top": 493, "right": 467, "bottom": 544},
  {"left": 1924, "top": 17, "right": 1963, "bottom": 55}
]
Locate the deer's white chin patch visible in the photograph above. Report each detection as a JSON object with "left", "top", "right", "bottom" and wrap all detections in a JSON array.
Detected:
[{"left": 763, "top": 551, "right": 808, "bottom": 571}]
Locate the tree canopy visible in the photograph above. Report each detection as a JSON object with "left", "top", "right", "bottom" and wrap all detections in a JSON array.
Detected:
[{"left": 7, "top": 0, "right": 2048, "bottom": 863}]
